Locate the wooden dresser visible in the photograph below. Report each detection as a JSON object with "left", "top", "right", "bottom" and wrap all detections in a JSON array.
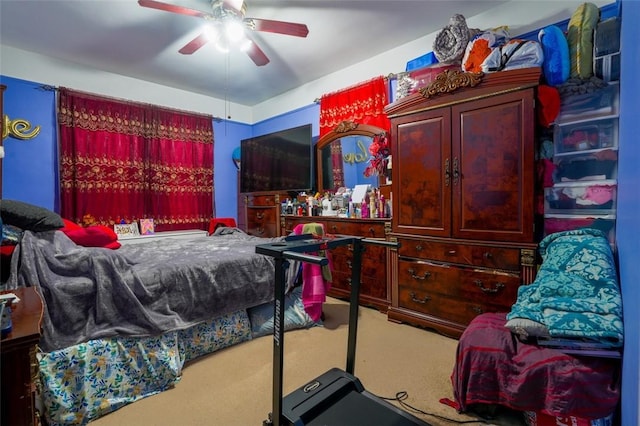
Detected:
[
  {"left": 282, "top": 216, "right": 391, "bottom": 311},
  {"left": 384, "top": 68, "right": 541, "bottom": 338},
  {"left": 240, "top": 192, "right": 287, "bottom": 238},
  {"left": 1, "top": 287, "right": 44, "bottom": 426}
]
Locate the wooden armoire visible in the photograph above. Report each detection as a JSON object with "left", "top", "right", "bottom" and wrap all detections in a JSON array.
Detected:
[{"left": 384, "top": 67, "right": 541, "bottom": 338}]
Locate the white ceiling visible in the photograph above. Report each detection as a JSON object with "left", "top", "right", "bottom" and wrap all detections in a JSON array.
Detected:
[
  {"left": 0, "top": 0, "right": 511, "bottom": 106},
  {"left": 0, "top": 0, "right": 607, "bottom": 108}
]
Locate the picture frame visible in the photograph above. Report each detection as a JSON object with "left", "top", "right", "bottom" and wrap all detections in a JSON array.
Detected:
[
  {"left": 140, "top": 218, "right": 155, "bottom": 235},
  {"left": 113, "top": 223, "right": 140, "bottom": 239}
]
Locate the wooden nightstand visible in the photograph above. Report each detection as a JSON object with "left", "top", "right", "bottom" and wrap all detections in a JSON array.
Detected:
[{"left": 1, "top": 287, "right": 44, "bottom": 426}]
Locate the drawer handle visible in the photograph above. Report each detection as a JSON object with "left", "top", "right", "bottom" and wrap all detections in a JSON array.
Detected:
[
  {"left": 256, "top": 227, "right": 265, "bottom": 236},
  {"left": 410, "top": 292, "right": 430, "bottom": 304},
  {"left": 332, "top": 225, "right": 338, "bottom": 232},
  {"left": 474, "top": 280, "right": 504, "bottom": 294},
  {"left": 483, "top": 252, "right": 493, "bottom": 259},
  {"left": 472, "top": 306, "right": 484, "bottom": 314},
  {"left": 408, "top": 268, "right": 431, "bottom": 281},
  {"left": 447, "top": 250, "right": 456, "bottom": 255},
  {"left": 256, "top": 212, "right": 264, "bottom": 220},
  {"left": 368, "top": 227, "right": 375, "bottom": 235},
  {"left": 415, "top": 244, "right": 423, "bottom": 251},
  {"left": 347, "top": 260, "right": 352, "bottom": 269},
  {"left": 346, "top": 278, "right": 352, "bottom": 286}
]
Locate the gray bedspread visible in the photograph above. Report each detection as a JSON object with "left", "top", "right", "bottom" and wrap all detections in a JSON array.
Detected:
[{"left": 7, "top": 228, "right": 285, "bottom": 352}]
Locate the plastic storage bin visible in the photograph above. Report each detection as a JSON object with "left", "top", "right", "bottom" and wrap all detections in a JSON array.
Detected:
[
  {"left": 554, "top": 117, "right": 617, "bottom": 155},
  {"left": 556, "top": 83, "right": 619, "bottom": 124},
  {"left": 553, "top": 149, "right": 618, "bottom": 182},
  {"left": 545, "top": 180, "right": 617, "bottom": 214},
  {"left": 544, "top": 214, "right": 616, "bottom": 244}
]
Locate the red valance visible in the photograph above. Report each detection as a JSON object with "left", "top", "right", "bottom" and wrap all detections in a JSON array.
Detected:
[{"left": 319, "top": 76, "right": 390, "bottom": 137}]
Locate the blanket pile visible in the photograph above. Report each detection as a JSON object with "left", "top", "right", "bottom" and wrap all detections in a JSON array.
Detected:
[{"left": 506, "top": 228, "right": 623, "bottom": 346}]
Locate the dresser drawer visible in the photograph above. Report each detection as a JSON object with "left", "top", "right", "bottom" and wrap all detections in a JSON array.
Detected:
[
  {"left": 247, "top": 194, "right": 280, "bottom": 206},
  {"left": 330, "top": 270, "right": 387, "bottom": 301},
  {"left": 247, "top": 207, "right": 277, "bottom": 237},
  {"left": 397, "top": 289, "right": 506, "bottom": 326},
  {"left": 397, "top": 237, "right": 522, "bottom": 271},
  {"left": 247, "top": 207, "right": 276, "bottom": 224},
  {"left": 324, "top": 221, "right": 386, "bottom": 239},
  {"left": 397, "top": 259, "right": 520, "bottom": 305},
  {"left": 332, "top": 245, "right": 386, "bottom": 281}
]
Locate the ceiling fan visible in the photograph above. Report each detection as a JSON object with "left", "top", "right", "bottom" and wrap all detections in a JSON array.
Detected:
[{"left": 138, "top": 0, "right": 309, "bottom": 66}]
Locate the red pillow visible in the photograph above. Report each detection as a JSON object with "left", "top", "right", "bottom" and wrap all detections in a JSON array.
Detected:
[
  {"left": 62, "top": 225, "right": 119, "bottom": 249},
  {"left": 0, "top": 245, "right": 15, "bottom": 257},
  {"left": 61, "top": 218, "right": 82, "bottom": 231}
]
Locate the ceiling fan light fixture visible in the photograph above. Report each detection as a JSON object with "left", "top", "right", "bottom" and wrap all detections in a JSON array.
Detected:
[
  {"left": 215, "top": 36, "right": 230, "bottom": 53},
  {"left": 239, "top": 38, "right": 252, "bottom": 52},
  {"left": 225, "top": 19, "right": 245, "bottom": 42},
  {"left": 203, "top": 25, "right": 219, "bottom": 41}
]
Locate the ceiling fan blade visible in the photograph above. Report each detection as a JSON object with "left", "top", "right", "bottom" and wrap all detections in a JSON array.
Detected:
[
  {"left": 247, "top": 18, "right": 309, "bottom": 38},
  {"left": 179, "top": 33, "right": 209, "bottom": 54},
  {"left": 245, "top": 37, "right": 270, "bottom": 66},
  {"left": 221, "top": 0, "right": 245, "bottom": 14},
  {"left": 138, "top": 0, "right": 209, "bottom": 18}
]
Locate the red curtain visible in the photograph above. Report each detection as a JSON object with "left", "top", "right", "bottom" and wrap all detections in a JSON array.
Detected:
[
  {"left": 145, "top": 108, "right": 214, "bottom": 231},
  {"left": 330, "top": 140, "right": 345, "bottom": 190},
  {"left": 58, "top": 88, "right": 213, "bottom": 231},
  {"left": 319, "top": 76, "right": 391, "bottom": 137}
]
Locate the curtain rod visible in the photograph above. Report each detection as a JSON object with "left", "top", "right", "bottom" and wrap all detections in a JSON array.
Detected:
[
  {"left": 40, "top": 84, "right": 223, "bottom": 121},
  {"left": 313, "top": 72, "right": 399, "bottom": 103}
]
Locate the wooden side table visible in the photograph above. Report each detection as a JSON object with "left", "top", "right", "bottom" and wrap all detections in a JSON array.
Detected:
[{"left": 1, "top": 287, "right": 44, "bottom": 426}]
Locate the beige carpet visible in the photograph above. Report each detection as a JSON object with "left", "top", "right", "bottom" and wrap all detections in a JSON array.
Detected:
[{"left": 92, "top": 298, "right": 525, "bottom": 426}]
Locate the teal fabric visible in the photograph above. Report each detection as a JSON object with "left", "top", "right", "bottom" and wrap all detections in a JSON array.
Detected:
[{"left": 507, "top": 228, "right": 623, "bottom": 346}]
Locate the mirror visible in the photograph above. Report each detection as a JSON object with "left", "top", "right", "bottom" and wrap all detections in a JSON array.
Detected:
[{"left": 316, "top": 121, "right": 388, "bottom": 194}]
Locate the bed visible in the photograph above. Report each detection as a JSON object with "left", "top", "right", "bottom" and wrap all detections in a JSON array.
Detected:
[
  {"left": 451, "top": 228, "right": 623, "bottom": 421},
  {"left": 3, "top": 214, "right": 318, "bottom": 425}
]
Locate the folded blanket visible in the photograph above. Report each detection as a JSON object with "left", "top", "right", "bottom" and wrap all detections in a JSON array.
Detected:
[
  {"left": 506, "top": 228, "right": 623, "bottom": 346},
  {"left": 433, "top": 14, "right": 479, "bottom": 64}
]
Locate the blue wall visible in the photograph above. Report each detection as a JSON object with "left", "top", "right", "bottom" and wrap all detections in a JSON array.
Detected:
[
  {"left": 617, "top": 1, "right": 640, "bottom": 424},
  {"left": 1, "top": 76, "right": 57, "bottom": 209},
  {"left": 213, "top": 119, "right": 251, "bottom": 220}
]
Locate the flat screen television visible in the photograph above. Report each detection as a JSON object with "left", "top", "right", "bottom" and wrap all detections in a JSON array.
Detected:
[{"left": 240, "top": 124, "right": 313, "bottom": 193}]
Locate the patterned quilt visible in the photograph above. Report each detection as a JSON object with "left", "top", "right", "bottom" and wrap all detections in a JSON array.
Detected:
[{"left": 507, "top": 228, "right": 623, "bottom": 346}]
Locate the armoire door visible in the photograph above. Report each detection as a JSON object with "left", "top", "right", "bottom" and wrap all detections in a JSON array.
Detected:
[
  {"left": 392, "top": 108, "right": 452, "bottom": 237},
  {"left": 451, "top": 89, "right": 535, "bottom": 243}
]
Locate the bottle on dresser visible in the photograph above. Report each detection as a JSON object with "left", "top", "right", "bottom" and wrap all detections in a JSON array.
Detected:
[{"left": 369, "top": 189, "right": 377, "bottom": 218}]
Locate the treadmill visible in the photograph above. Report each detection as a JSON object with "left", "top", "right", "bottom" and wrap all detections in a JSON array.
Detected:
[{"left": 256, "top": 234, "right": 431, "bottom": 426}]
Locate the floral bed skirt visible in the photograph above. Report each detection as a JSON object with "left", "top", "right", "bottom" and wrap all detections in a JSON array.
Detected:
[{"left": 38, "top": 309, "right": 252, "bottom": 425}]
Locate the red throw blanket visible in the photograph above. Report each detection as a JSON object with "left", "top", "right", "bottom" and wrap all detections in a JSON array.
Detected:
[{"left": 451, "top": 313, "right": 621, "bottom": 419}]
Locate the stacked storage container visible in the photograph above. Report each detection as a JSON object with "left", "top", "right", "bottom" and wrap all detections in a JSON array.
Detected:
[
  {"left": 543, "top": 17, "right": 621, "bottom": 247},
  {"left": 544, "top": 82, "right": 619, "bottom": 246}
]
